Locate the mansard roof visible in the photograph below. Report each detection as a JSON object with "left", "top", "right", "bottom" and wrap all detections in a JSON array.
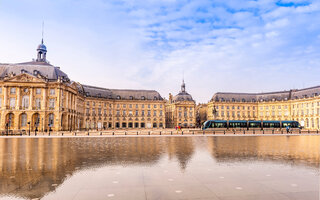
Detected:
[
  {"left": 211, "top": 85, "right": 320, "bottom": 102},
  {"left": 0, "top": 61, "right": 69, "bottom": 81},
  {"left": 82, "top": 84, "right": 163, "bottom": 100}
]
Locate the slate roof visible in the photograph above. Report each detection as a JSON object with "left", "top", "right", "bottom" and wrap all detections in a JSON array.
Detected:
[
  {"left": 211, "top": 86, "right": 320, "bottom": 102},
  {"left": 82, "top": 85, "right": 163, "bottom": 100},
  {"left": 173, "top": 92, "right": 194, "bottom": 102},
  {"left": 0, "top": 61, "right": 69, "bottom": 81}
]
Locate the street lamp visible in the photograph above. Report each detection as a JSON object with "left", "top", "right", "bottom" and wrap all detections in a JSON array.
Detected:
[{"left": 27, "top": 121, "right": 30, "bottom": 136}]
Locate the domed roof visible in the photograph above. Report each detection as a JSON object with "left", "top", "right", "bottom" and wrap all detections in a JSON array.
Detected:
[
  {"left": 173, "top": 92, "right": 193, "bottom": 102},
  {"left": 37, "top": 43, "right": 47, "bottom": 51},
  {"left": 172, "top": 80, "right": 194, "bottom": 102},
  {"left": 37, "top": 39, "right": 47, "bottom": 52}
]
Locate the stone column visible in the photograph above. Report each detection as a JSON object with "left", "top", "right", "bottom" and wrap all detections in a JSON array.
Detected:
[
  {"left": 16, "top": 87, "right": 21, "bottom": 110},
  {"left": 42, "top": 88, "right": 47, "bottom": 110},
  {"left": 3, "top": 86, "right": 7, "bottom": 109},
  {"left": 29, "top": 87, "right": 33, "bottom": 110}
]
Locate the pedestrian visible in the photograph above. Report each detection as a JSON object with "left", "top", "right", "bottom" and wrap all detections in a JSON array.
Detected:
[{"left": 286, "top": 125, "right": 290, "bottom": 133}]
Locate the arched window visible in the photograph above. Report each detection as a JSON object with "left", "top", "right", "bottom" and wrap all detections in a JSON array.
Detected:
[
  {"left": 7, "top": 113, "right": 14, "bottom": 127},
  {"left": 21, "top": 113, "right": 27, "bottom": 127},
  {"left": 22, "top": 95, "right": 29, "bottom": 109},
  {"left": 48, "top": 114, "right": 54, "bottom": 126}
]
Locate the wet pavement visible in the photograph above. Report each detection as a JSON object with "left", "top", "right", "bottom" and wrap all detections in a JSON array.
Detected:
[{"left": 0, "top": 135, "right": 319, "bottom": 200}]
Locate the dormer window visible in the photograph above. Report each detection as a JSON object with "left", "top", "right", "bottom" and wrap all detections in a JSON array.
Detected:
[
  {"left": 117, "top": 95, "right": 121, "bottom": 100},
  {"left": 86, "top": 92, "right": 89, "bottom": 96},
  {"left": 33, "top": 70, "right": 38, "bottom": 75},
  {"left": 21, "top": 69, "right": 26, "bottom": 74},
  {"left": 154, "top": 96, "right": 157, "bottom": 100},
  {"left": 252, "top": 99, "right": 256, "bottom": 102},
  {"left": 242, "top": 98, "right": 246, "bottom": 102},
  {"left": 97, "top": 93, "right": 101, "bottom": 98},
  {"left": 232, "top": 98, "right": 235, "bottom": 102},
  {"left": 129, "top": 96, "right": 133, "bottom": 100},
  {"left": 141, "top": 96, "right": 145, "bottom": 100}
]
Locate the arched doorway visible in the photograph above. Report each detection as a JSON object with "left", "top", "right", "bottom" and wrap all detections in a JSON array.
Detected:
[
  {"left": 61, "top": 113, "right": 67, "bottom": 131},
  {"left": 32, "top": 113, "right": 40, "bottom": 131},
  {"left": 19, "top": 113, "right": 27, "bottom": 130},
  {"left": 5, "top": 113, "right": 14, "bottom": 130}
]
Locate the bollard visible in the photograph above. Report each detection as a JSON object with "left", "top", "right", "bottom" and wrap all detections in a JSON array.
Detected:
[
  {"left": 100, "top": 132, "right": 102, "bottom": 136},
  {"left": 193, "top": 131, "right": 194, "bottom": 135},
  {"left": 160, "top": 131, "right": 161, "bottom": 135},
  {"left": 233, "top": 131, "right": 235, "bottom": 135},
  {"left": 253, "top": 130, "right": 255, "bottom": 134},
  {"left": 308, "top": 130, "right": 310, "bottom": 134},
  {"left": 317, "top": 129, "right": 319, "bottom": 134},
  {"left": 243, "top": 130, "right": 245, "bottom": 135},
  {"left": 88, "top": 132, "right": 89, "bottom": 136},
  {"left": 125, "top": 131, "right": 127, "bottom": 135},
  {"left": 137, "top": 131, "right": 138, "bottom": 135},
  {"left": 35, "top": 132, "right": 37, "bottom": 136},
  {"left": 272, "top": 130, "right": 274, "bottom": 134},
  {"left": 281, "top": 130, "right": 283, "bottom": 134},
  {"left": 62, "top": 132, "right": 63, "bottom": 136},
  {"left": 182, "top": 131, "right": 183, "bottom": 135},
  {"left": 49, "top": 131, "right": 50, "bottom": 136},
  {"left": 148, "top": 131, "right": 150, "bottom": 135},
  {"left": 263, "top": 130, "right": 264, "bottom": 134},
  {"left": 203, "top": 131, "right": 205, "bottom": 135},
  {"left": 113, "top": 131, "right": 114, "bottom": 135},
  {"left": 75, "top": 132, "right": 77, "bottom": 136},
  {"left": 213, "top": 131, "right": 215, "bottom": 135},
  {"left": 299, "top": 129, "right": 301, "bottom": 134}
]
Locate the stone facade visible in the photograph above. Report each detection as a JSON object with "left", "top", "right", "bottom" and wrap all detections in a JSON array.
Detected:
[
  {"left": 0, "top": 40, "right": 165, "bottom": 132},
  {"left": 207, "top": 88, "right": 320, "bottom": 130},
  {"left": 165, "top": 81, "right": 196, "bottom": 128}
]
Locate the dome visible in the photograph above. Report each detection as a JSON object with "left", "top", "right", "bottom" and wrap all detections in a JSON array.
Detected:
[
  {"left": 173, "top": 92, "right": 193, "bottom": 102},
  {"left": 37, "top": 43, "right": 47, "bottom": 52}
]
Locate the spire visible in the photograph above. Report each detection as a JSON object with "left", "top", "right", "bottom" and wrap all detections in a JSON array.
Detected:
[
  {"left": 36, "top": 22, "right": 47, "bottom": 62},
  {"left": 181, "top": 79, "right": 186, "bottom": 93}
]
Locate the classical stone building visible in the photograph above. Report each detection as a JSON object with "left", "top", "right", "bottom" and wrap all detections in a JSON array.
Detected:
[
  {"left": 0, "top": 40, "right": 165, "bottom": 132},
  {"left": 165, "top": 80, "right": 196, "bottom": 128},
  {"left": 207, "top": 87, "right": 320, "bottom": 130}
]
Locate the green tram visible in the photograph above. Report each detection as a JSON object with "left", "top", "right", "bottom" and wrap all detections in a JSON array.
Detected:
[{"left": 202, "top": 120, "right": 301, "bottom": 130}]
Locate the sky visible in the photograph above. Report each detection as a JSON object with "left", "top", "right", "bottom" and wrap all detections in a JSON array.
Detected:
[{"left": 1, "top": 0, "right": 320, "bottom": 103}]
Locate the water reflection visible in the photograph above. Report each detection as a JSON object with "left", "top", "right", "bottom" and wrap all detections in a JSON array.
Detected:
[{"left": 0, "top": 136, "right": 319, "bottom": 199}]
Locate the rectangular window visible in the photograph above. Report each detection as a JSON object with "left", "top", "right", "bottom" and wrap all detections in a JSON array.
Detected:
[
  {"left": 49, "top": 99, "right": 55, "bottom": 109},
  {"left": 10, "top": 88, "right": 16, "bottom": 94},
  {"left": 129, "top": 110, "right": 133, "bottom": 116},
  {"left": 148, "top": 110, "right": 151, "bottom": 116},
  {"left": 142, "top": 110, "right": 145, "bottom": 116},
  {"left": 123, "top": 110, "right": 126, "bottom": 116},
  {"left": 0, "top": 98, "right": 2, "bottom": 107},
  {"left": 0, "top": 87, "right": 2, "bottom": 94},
  {"left": 153, "top": 111, "right": 157, "bottom": 116},
  {"left": 36, "top": 98, "right": 41, "bottom": 109},
  {"left": 160, "top": 105, "right": 163, "bottom": 108},
  {"left": 50, "top": 89, "right": 55, "bottom": 95},
  {"left": 10, "top": 98, "right": 15, "bottom": 108},
  {"left": 36, "top": 88, "right": 41, "bottom": 94},
  {"left": 136, "top": 110, "right": 138, "bottom": 116},
  {"left": 160, "top": 110, "right": 163, "bottom": 116},
  {"left": 154, "top": 105, "right": 157, "bottom": 108}
]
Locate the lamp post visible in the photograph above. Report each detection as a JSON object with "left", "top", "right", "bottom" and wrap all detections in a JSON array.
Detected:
[{"left": 27, "top": 121, "right": 30, "bottom": 136}]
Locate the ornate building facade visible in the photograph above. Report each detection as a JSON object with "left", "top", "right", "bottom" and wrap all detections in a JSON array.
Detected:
[
  {"left": 165, "top": 81, "right": 196, "bottom": 128},
  {"left": 207, "top": 87, "right": 320, "bottom": 130},
  {"left": 0, "top": 40, "right": 165, "bottom": 132}
]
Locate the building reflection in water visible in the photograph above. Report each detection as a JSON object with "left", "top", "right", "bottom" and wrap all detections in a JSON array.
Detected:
[
  {"left": 207, "top": 136, "right": 320, "bottom": 168},
  {"left": 0, "top": 136, "right": 319, "bottom": 199}
]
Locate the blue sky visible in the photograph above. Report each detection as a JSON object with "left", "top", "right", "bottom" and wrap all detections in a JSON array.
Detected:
[{"left": 1, "top": 0, "right": 320, "bottom": 103}]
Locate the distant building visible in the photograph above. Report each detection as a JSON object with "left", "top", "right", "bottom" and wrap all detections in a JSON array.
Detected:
[
  {"left": 207, "top": 88, "right": 320, "bottom": 130},
  {"left": 165, "top": 80, "right": 196, "bottom": 128}
]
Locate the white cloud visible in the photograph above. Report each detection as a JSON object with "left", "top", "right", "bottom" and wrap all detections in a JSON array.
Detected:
[{"left": 0, "top": 0, "right": 320, "bottom": 102}]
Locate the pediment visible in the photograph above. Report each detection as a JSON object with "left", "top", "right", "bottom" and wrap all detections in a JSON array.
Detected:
[{"left": 4, "top": 73, "right": 46, "bottom": 83}]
